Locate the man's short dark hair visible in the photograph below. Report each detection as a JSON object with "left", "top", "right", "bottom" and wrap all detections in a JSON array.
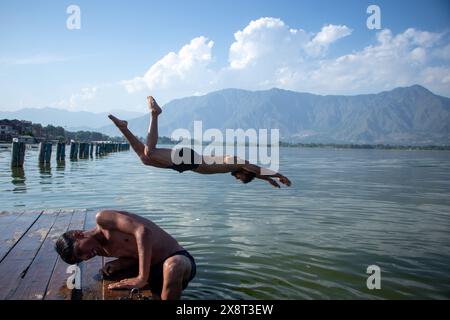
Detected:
[
  {"left": 231, "top": 169, "right": 256, "bottom": 184},
  {"left": 55, "top": 230, "right": 83, "bottom": 265}
]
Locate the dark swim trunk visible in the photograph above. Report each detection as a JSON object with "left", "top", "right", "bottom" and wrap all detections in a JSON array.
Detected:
[
  {"left": 168, "top": 148, "right": 201, "bottom": 173},
  {"left": 149, "top": 250, "right": 196, "bottom": 295}
]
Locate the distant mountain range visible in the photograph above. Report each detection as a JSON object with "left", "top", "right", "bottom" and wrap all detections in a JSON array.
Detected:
[
  {"left": 2, "top": 85, "right": 450, "bottom": 145},
  {"left": 0, "top": 107, "right": 144, "bottom": 131},
  {"left": 100, "top": 85, "right": 450, "bottom": 145}
]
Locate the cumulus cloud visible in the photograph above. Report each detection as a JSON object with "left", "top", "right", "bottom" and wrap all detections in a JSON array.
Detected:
[
  {"left": 228, "top": 17, "right": 309, "bottom": 69},
  {"left": 121, "top": 17, "right": 450, "bottom": 100},
  {"left": 123, "top": 36, "right": 215, "bottom": 99},
  {"left": 305, "top": 24, "right": 352, "bottom": 56},
  {"left": 302, "top": 28, "right": 447, "bottom": 94}
]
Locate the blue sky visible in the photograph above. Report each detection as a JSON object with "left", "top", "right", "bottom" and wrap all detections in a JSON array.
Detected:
[{"left": 0, "top": 0, "right": 449, "bottom": 113}]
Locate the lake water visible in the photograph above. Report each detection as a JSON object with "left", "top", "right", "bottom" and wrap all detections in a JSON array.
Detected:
[{"left": 1, "top": 146, "right": 449, "bottom": 299}]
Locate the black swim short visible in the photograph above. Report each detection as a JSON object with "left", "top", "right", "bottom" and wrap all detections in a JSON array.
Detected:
[
  {"left": 149, "top": 250, "right": 196, "bottom": 295},
  {"left": 168, "top": 148, "right": 201, "bottom": 173}
]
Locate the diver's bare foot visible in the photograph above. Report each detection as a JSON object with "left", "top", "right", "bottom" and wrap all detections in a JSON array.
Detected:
[
  {"left": 108, "top": 114, "right": 128, "bottom": 129},
  {"left": 147, "top": 96, "right": 162, "bottom": 116}
]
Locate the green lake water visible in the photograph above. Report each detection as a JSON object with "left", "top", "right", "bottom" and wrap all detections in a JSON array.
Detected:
[{"left": 1, "top": 147, "right": 449, "bottom": 299}]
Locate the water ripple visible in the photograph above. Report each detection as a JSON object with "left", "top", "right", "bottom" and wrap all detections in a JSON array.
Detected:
[{"left": 1, "top": 147, "right": 450, "bottom": 299}]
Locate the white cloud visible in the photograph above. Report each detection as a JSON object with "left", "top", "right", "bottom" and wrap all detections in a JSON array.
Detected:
[
  {"left": 55, "top": 86, "right": 98, "bottom": 111},
  {"left": 301, "top": 28, "right": 447, "bottom": 94},
  {"left": 228, "top": 17, "right": 309, "bottom": 69},
  {"left": 305, "top": 24, "right": 352, "bottom": 56},
  {"left": 122, "top": 36, "right": 215, "bottom": 100},
  {"left": 121, "top": 17, "right": 450, "bottom": 101},
  {"left": 422, "top": 66, "right": 450, "bottom": 88},
  {"left": 433, "top": 43, "right": 450, "bottom": 60}
]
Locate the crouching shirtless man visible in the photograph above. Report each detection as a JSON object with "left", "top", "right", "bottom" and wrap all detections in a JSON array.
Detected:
[{"left": 55, "top": 209, "right": 196, "bottom": 300}]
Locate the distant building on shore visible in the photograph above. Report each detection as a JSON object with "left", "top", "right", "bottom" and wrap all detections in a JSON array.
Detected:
[
  {"left": 0, "top": 119, "right": 33, "bottom": 142},
  {"left": 1, "top": 118, "right": 116, "bottom": 144}
]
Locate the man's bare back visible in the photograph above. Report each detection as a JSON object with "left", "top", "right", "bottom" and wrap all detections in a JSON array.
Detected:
[{"left": 95, "top": 210, "right": 183, "bottom": 264}]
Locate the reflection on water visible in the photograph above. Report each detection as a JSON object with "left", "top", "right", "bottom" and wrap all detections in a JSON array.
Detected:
[
  {"left": 11, "top": 166, "right": 26, "bottom": 193},
  {"left": 56, "top": 160, "right": 66, "bottom": 170},
  {"left": 0, "top": 147, "right": 450, "bottom": 299}
]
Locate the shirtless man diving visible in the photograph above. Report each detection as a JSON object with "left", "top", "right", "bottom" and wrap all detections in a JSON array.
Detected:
[
  {"left": 55, "top": 209, "right": 196, "bottom": 300},
  {"left": 108, "top": 96, "right": 292, "bottom": 188}
]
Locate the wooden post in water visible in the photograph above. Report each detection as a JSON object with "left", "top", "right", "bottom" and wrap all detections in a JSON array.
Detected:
[
  {"left": 38, "top": 142, "right": 45, "bottom": 163},
  {"left": 79, "top": 142, "right": 89, "bottom": 159},
  {"left": 70, "top": 142, "right": 79, "bottom": 160},
  {"left": 56, "top": 143, "right": 65, "bottom": 161},
  {"left": 11, "top": 141, "right": 26, "bottom": 167},
  {"left": 87, "top": 143, "right": 92, "bottom": 158},
  {"left": 45, "top": 143, "right": 52, "bottom": 163},
  {"left": 90, "top": 143, "right": 94, "bottom": 158},
  {"left": 79, "top": 143, "right": 84, "bottom": 158},
  {"left": 39, "top": 142, "right": 52, "bottom": 164}
]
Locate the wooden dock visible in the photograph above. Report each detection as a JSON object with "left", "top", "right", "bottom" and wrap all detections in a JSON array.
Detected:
[{"left": 0, "top": 209, "right": 151, "bottom": 300}]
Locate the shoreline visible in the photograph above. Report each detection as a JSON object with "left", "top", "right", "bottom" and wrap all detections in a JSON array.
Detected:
[{"left": 2, "top": 141, "right": 450, "bottom": 151}]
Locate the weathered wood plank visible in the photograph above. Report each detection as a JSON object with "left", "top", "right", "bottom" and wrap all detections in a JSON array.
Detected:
[
  {"left": 0, "top": 210, "right": 39, "bottom": 262},
  {"left": 79, "top": 209, "right": 103, "bottom": 300},
  {"left": 0, "top": 210, "right": 25, "bottom": 235},
  {"left": 10, "top": 210, "right": 73, "bottom": 300},
  {"left": 0, "top": 210, "right": 58, "bottom": 299},
  {"left": 44, "top": 209, "right": 86, "bottom": 300}
]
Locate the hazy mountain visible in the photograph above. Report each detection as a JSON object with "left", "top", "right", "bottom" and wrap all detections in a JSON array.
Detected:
[
  {"left": 100, "top": 85, "right": 450, "bottom": 145},
  {"left": 0, "top": 107, "right": 144, "bottom": 131}
]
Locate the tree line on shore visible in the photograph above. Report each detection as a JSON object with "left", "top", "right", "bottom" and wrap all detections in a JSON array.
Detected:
[{"left": 155, "top": 136, "right": 450, "bottom": 151}]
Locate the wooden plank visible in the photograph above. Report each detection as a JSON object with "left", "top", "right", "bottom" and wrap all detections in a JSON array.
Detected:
[
  {"left": 0, "top": 210, "right": 39, "bottom": 262},
  {"left": 0, "top": 210, "right": 25, "bottom": 234},
  {"left": 10, "top": 210, "right": 73, "bottom": 300},
  {"left": 0, "top": 210, "right": 58, "bottom": 299},
  {"left": 79, "top": 209, "right": 103, "bottom": 300},
  {"left": 44, "top": 209, "right": 86, "bottom": 300},
  {"left": 102, "top": 256, "right": 120, "bottom": 300}
]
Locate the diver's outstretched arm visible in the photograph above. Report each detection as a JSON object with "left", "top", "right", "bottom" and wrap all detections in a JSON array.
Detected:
[
  {"left": 224, "top": 156, "right": 292, "bottom": 186},
  {"left": 255, "top": 174, "right": 281, "bottom": 188}
]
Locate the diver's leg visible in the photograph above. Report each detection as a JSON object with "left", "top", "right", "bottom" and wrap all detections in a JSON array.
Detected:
[
  {"left": 145, "top": 96, "right": 162, "bottom": 156},
  {"left": 108, "top": 115, "right": 145, "bottom": 159}
]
